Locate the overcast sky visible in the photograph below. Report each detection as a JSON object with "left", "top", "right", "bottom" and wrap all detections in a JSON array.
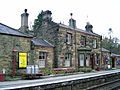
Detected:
[{"left": 0, "top": 0, "right": 120, "bottom": 40}]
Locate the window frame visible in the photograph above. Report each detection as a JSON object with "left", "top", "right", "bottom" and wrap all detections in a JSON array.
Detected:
[
  {"left": 64, "top": 53, "right": 72, "bottom": 67},
  {"left": 86, "top": 54, "right": 90, "bottom": 67},
  {"left": 78, "top": 53, "right": 85, "bottom": 67},
  {"left": 38, "top": 51, "right": 47, "bottom": 68},
  {"left": 66, "top": 33, "right": 72, "bottom": 45},
  {"left": 93, "top": 39, "right": 97, "bottom": 48},
  {"left": 80, "top": 35, "right": 86, "bottom": 47}
]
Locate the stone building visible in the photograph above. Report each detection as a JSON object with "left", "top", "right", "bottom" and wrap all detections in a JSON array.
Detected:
[
  {"left": 115, "top": 54, "right": 120, "bottom": 69},
  {"left": 0, "top": 9, "right": 54, "bottom": 75},
  {"left": 0, "top": 23, "right": 32, "bottom": 75},
  {"left": 101, "top": 48, "right": 111, "bottom": 69},
  {"left": 101, "top": 48, "right": 120, "bottom": 69},
  {"left": 31, "top": 38, "right": 54, "bottom": 69},
  {"left": 34, "top": 10, "right": 102, "bottom": 70},
  {"left": 19, "top": 9, "right": 55, "bottom": 70},
  {"left": 0, "top": 9, "right": 102, "bottom": 76}
]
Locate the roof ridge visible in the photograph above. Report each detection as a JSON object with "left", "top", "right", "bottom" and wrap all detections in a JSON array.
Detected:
[
  {"left": 59, "top": 23, "right": 101, "bottom": 37},
  {"left": 43, "top": 39, "right": 54, "bottom": 47},
  {"left": 0, "top": 23, "right": 17, "bottom": 30}
]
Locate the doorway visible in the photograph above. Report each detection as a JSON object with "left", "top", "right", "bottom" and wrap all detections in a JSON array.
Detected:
[
  {"left": 90, "top": 54, "right": 95, "bottom": 69},
  {"left": 112, "top": 57, "right": 115, "bottom": 68}
]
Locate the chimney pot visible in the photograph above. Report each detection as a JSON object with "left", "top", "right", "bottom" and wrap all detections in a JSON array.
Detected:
[
  {"left": 85, "top": 22, "right": 93, "bottom": 33},
  {"left": 25, "top": 9, "right": 27, "bottom": 13},
  {"left": 70, "top": 13, "right": 73, "bottom": 17},
  {"left": 69, "top": 13, "right": 76, "bottom": 28}
]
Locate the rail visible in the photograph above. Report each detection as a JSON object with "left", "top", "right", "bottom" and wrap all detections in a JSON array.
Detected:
[{"left": 86, "top": 79, "right": 120, "bottom": 90}]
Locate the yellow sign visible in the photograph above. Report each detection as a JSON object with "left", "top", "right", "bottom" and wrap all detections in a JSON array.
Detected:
[{"left": 19, "top": 52, "right": 27, "bottom": 68}]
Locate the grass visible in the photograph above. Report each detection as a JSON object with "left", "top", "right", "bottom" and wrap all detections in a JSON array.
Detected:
[{"left": 5, "top": 75, "right": 21, "bottom": 81}]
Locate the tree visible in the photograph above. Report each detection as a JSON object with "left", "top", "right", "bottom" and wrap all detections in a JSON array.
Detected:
[
  {"left": 102, "top": 37, "right": 120, "bottom": 54},
  {"left": 102, "top": 28, "right": 120, "bottom": 55},
  {"left": 32, "top": 10, "right": 43, "bottom": 36}
]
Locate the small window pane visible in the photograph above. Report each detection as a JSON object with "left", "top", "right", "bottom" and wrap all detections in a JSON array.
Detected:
[
  {"left": 65, "top": 60, "right": 70, "bottom": 67},
  {"left": 39, "top": 60, "right": 45, "bottom": 68}
]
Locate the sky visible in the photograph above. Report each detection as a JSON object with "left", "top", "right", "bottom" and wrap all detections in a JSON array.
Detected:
[{"left": 0, "top": 0, "right": 120, "bottom": 40}]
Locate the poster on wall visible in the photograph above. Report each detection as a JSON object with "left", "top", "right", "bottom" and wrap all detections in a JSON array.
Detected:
[{"left": 19, "top": 52, "right": 28, "bottom": 68}]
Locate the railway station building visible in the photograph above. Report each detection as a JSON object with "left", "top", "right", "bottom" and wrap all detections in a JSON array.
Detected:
[
  {"left": 1, "top": 9, "right": 119, "bottom": 76},
  {"left": 33, "top": 10, "right": 102, "bottom": 70}
]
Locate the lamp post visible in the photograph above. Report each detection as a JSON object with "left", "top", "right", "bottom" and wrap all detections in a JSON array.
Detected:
[
  {"left": 108, "top": 28, "right": 112, "bottom": 69},
  {"left": 12, "top": 48, "right": 17, "bottom": 76}
]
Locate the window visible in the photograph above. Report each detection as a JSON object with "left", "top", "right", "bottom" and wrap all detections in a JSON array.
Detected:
[
  {"left": 95, "top": 54, "right": 100, "bottom": 65},
  {"left": 39, "top": 52, "right": 47, "bottom": 68},
  {"left": 86, "top": 54, "right": 90, "bottom": 66},
  {"left": 93, "top": 39, "right": 97, "bottom": 48},
  {"left": 66, "top": 33, "right": 72, "bottom": 44},
  {"left": 64, "top": 53, "right": 72, "bottom": 67},
  {"left": 80, "top": 36, "right": 86, "bottom": 47},
  {"left": 79, "top": 54, "right": 85, "bottom": 66},
  {"left": 30, "top": 41, "right": 34, "bottom": 50}
]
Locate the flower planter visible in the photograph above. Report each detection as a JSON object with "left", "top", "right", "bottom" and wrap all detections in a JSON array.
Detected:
[{"left": 0, "top": 73, "right": 5, "bottom": 81}]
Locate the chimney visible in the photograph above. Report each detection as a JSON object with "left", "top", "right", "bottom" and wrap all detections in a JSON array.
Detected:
[
  {"left": 42, "top": 10, "right": 52, "bottom": 21},
  {"left": 69, "top": 13, "right": 76, "bottom": 28},
  {"left": 85, "top": 22, "right": 93, "bottom": 33},
  {"left": 20, "top": 9, "right": 29, "bottom": 33}
]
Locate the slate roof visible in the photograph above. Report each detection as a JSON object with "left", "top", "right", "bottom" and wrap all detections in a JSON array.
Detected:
[
  {"left": 0, "top": 23, "right": 32, "bottom": 38},
  {"left": 101, "top": 48, "right": 120, "bottom": 57},
  {"left": 59, "top": 23, "right": 101, "bottom": 37},
  {"left": 111, "top": 53, "right": 120, "bottom": 57},
  {"left": 32, "top": 38, "right": 54, "bottom": 47},
  {"left": 101, "top": 48, "right": 110, "bottom": 52}
]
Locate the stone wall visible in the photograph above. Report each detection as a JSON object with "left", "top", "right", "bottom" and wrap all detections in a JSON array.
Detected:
[
  {"left": 56, "top": 27, "right": 76, "bottom": 67},
  {"left": 34, "top": 46, "right": 54, "bottom": 69},
  {"left": 57, "top": 26, "right": 101, "bottom": 69},
  {"left": 37, "top": 18, "right": 101, "bottom": 69},
  {"left": 0, "top": 34, "right": 31, "bottom": 74}
]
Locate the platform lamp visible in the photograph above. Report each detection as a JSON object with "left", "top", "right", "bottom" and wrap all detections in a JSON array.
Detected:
[
  {"left": 12, "top": 47, "right": 17, "bottom": 76},
  {"left": 108, "top": 28, "right": 112, "bottom": 69}
]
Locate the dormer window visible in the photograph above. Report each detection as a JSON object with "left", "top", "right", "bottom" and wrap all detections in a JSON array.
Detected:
[{"left": 66, "top": 33, "right": 72, "bottom": 45}]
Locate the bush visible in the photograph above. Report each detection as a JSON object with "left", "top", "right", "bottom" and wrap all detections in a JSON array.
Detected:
[
  {"left": 77, "top": 67, "right": 92, "bottom": 73},
  {"left": 53, "top": 69, "right": 65, "bottom": 75},
  {"left": 40, "top": 68, "right": 52, "bottom": 75},
  {"left": 53, "top": 68, "right": 75, "bottom": 74},
  {"left": 5, "top": 75, "right": 21, "bottom": 81}
]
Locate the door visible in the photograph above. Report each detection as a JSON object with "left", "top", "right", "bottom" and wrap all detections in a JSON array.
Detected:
[
  {"left": 112, "top": 57, "right": 115, "bottom": 68},
  {"left": 90, "top": 54, "right": 95, "bottom": 69}
]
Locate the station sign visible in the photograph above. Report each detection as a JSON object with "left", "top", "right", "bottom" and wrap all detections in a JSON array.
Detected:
[{"left": 18, "top": 52, "right": 28, "bottom": 68}]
